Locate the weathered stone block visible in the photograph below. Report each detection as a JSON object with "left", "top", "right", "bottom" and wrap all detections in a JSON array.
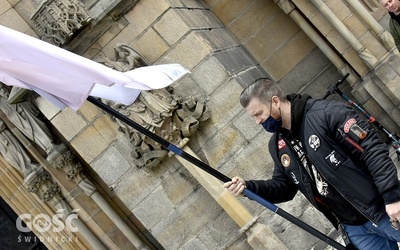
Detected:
[
  {"left": 0, "top": 0, "right": 11, "bottom": 15},
  {"left": 0, "top": 8, "right": 31, "bottom": 33},
  {"left": 93, "top": 114, "right": 119, "bottom": 144},
  {"left": 300, "top": 64, "right": 343, "bottom": 99},
  {"left": 180, "top": 237, "right": 208, "bottom": 250},
  {"left": 211, "top": 0, "right": 253, "bottom": 25},
  {"left": 214, "top": 47, "right": 257, "bottom": 75},
  {"left": 235, "top": 65, "right": 269, "bottom": 88},
  {"left": 96, "top": 19, "right": 127, "bottom": 48},
  {"left": 279, "top": 47, "right": 334, "bottom": 95},
  {"left": 174, "top": 9, "right": 223, "bottom": 29},
  {"left": 68, "top": 191, "right": 100, "bottom": 221},
  {"left": 171, "top": 74, "right": 206, "bottom": 98},
  {"left": 203, "top": 79, "right": 243, "bottom": 139},
  {"left": 191, "top": 56, "right": 229, "bottom": 95},
  {"left": 51, "top": 108, "right": 87, "bottom": 142},
  {"left": 165, "top": 0, "right": 186, "bottom": 8},
  {"left": 245, "top": 10, "right": 299, "bottom": 62},
  {"left": 344, "top": 14, "right": 368, "bottom": 39},
  {"left": 133, "top": 28, "right": 169, "bottom": 63},
  {"left": 197, "top": 211, "right": 243, "bottom": 249},
  {"left": 202, "top": 0, "right": 218, "bottom": 8},
  {"left": 160, "top": 31, "right": 212, "bottom": 69},
  {"left": 196, "top": 29, "right": 241, "bottom": 51},
  {"left": 154, "top": 9, "right": 190, "bottom": 45},
  {"left": 232, "top": 110, "right": 261, "bottom": 141},
  {"left": 70, "top": 125, "right": 108, "bottom": 163},
  {"left": 229, "top": 0, "right": 279, "bottom": 42},
  {"left": 326, "top": 0, "right": 352, "bottom": 22},
  {"left": 124, "top": 0, "right": 170, "bottom": 33},
  {"left": 388, "top": 53, "right": 400, "bottom": 76},
  {"left": 78, "top": 101, "right": 101, "bottom": 122},
  {"left": 151, "top": 189, "right": 221, "bottom": 249},
  {"left": 92, "top": 146, "right": 132, "bottom": 186},
  {"left": 219, "top": 128, "right": 273, "bottom": 182},
  {"left": 113, "top": 160, "right": 179, "bottom": 210},
  {"left": 279, "top": 207, "right": 336, "bottom": 250},
  {"left": 84, "top": 42, "right": 103, "bottom": 59},
  {"left": 247, "top": 223, "right": 288, "bottom": 250},
  {"left": 262, "top": 31, "right": 315, "bottom": 80},
  {"left": 35, "top": 96, "right": 62, "bottom": 120},
  {"left": 293, "top": 0, "right": 317, "bottom": 17},
  {"left": 132, "top": 186, "right": 174, "bottom": 228},
  {"left": 310, "top": 11, "right": 334, "bottom": 36},
  {"left": 201, "top": 124, "right": 247, "bottom": 168},
  {"left": 163, "top": 168, "right": 198, "bottom": 206}
]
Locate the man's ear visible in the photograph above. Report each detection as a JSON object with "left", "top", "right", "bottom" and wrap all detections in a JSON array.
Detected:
[{"left": 271, "top": 95, "right": 280, "bottom": 106}]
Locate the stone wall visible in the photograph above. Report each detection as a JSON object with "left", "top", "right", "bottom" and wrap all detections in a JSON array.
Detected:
[{"left": 2, "top": 0, "right": 400, "bottom": 249}]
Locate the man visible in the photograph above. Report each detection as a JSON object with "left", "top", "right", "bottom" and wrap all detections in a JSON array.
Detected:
[
  {"left": 224, "top": 78, "right": 400, "bottom": 249},
  {"left": 379, "top": 0, "right": 400, "bottom": 50}
]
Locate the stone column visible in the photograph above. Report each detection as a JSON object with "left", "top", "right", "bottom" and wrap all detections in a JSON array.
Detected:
[
  {"left": 0, "top": 157, "right": 87, "bottom": 250},
  {"left": 0, "top": 111, "right": 106, "bottom": 250},
  {"left": 345, "top": 0, "right": 397, "bottom": 53},
  {"left": 311, "top": 0, "right": 378, "bottom": 69},
  {"left": 274, "top": 0, "right": 358, "bottom": 85},
  {"left": 290, "top": 0, "right": 400, "bottom": 130},
  {"left": 51, "top": 149, "right": 145, "bottom": 249}
]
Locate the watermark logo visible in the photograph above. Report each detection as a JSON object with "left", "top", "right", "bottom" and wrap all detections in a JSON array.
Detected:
[{"left": 16, "top": 209, "right": 79, "bottom": 233}]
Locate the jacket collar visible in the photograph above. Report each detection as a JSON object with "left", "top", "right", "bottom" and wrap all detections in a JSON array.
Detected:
[{"left": 280, "top": 94, "right": 312, "bottom": 138}]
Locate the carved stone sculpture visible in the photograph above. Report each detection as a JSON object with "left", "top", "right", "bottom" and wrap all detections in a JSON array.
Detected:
[
  {"left": 0, "top": 119, "right": 40, "bottom": 177},
  {"left": 95, "top": 44, "right": 150, "bottom": 71},
  {"left": 0, "top": 85, "right": 58, "bottom": 158},
  {"left": 96, "top": 44, "right": 210, "bottom": 169},
  {"left": 31, "top": 0, "right": 92, "bottom": 46}
]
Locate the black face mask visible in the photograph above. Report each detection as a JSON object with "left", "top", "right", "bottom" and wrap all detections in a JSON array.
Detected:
[
  {"left": 261, "top": 101, "right": 282, "bottom": 133},
  {"left": 261, "top": 115, "right": 282, "bottom": 133}
]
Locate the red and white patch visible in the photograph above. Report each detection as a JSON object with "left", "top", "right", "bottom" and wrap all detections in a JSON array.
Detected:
[
  {"left": 278, "top": 139, "right": 286, "bottom": 150},
  {"left": 343, "top": 118, "right": 357, "bottom": 133}
]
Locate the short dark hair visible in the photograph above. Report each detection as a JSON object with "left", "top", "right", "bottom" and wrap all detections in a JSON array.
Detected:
[{"left": 239, "top": 78, "right": 286, "bottom": 108}]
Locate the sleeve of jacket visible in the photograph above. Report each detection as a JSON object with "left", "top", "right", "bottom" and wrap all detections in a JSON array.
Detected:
[
  {"left": 245, "top": 167, "right": 298, "bottom": 203},
  {"left": 324, "top": 100, "right": 400, "bottom": 205},
  {"left": 244, "top": 135, "right": 298, "bottom": 203},
  {"left": 389, "top": 18, "right": 400, "bottom": 51}
]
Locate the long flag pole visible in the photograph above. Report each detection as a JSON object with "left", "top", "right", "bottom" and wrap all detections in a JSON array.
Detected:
[{"left": 86, "top": 96, "right": 346, "bottom": 250}]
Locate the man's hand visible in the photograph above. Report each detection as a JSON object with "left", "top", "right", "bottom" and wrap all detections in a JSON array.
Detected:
[
  {"left": 386, "top": 200, "right": 400, "bottom": 220},
  {"left": 223, "top": 176, "right": 246, "bottom": 196}
]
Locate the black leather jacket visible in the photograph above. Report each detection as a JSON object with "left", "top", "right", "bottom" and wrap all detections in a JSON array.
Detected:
[{"left": 246, "top": 94, "right": 400, "bottom": 227}]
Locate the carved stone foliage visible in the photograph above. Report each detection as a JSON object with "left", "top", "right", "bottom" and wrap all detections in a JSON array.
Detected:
[
  {"left": 50, "top": 148, "right": 83, "bottom": 181},
  {"left": 31, "top": 0, "right": 92, "bottom": 47},
  {"left": 95, "top": 45, "right": 211, "bottom": 170},
  {"left": 26, "top": 168, "right": 61, "bottom": 202}
]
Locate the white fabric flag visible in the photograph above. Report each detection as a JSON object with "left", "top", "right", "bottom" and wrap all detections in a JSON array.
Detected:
[{"left": 0, "top": 25, "right": 189, "bottom": 110}]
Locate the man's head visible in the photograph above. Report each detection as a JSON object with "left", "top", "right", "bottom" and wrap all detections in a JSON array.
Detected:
[
  {"left": 240, "top": 78, "right": 285, "bottom": 108},
  {"left": 379, "top": 0, "right": 400, "bottom": 14},
  {"left": 240, "top": 78, "right": 288, "bottom": 131}
]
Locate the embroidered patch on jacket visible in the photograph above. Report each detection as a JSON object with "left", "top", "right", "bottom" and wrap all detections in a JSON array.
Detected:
[
  {"left": 281, "top": 154, "right": 291, "bottom": 167},
  {"left": 278, "top": 139, "right": 286, "bottom": 150},
  {"left": 343, "top": 118, "right": 357, "bottom": 133},
  {"left": 308, "top": 135, "right": 320, "bottom": 151},
  {"left": 324, "top": 150, "right": 342, "bottom": 168}
]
